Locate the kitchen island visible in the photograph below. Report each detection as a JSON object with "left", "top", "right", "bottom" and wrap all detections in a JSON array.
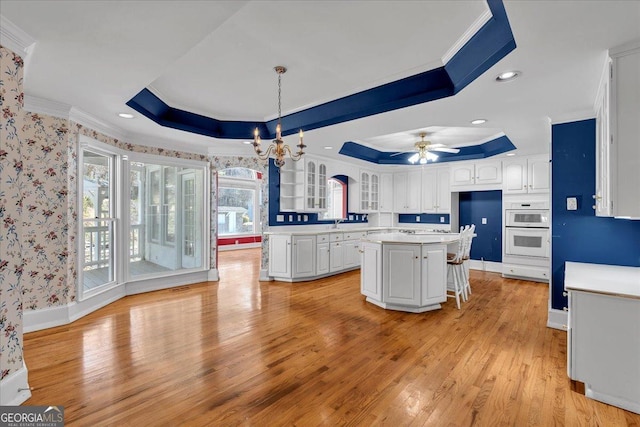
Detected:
[{"left": 360, "top": 232, "right": 460, "bottom": 313}]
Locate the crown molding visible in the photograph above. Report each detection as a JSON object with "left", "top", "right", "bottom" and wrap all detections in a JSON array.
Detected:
[
  {"left": 131, "top": 132, "right": 211, "bottom": 156},
  {"left": 0, "top": 15, "right": 36, "bottom": 55},
  {"left": 442, "top": 5, "right": 493, "bottom": 64},
  {"left": 550, "top": 110, "right": 595, "bottom": 125},
  {"left": 69, "top": 107, "right": 129, "bottom": 141},
  {"left": 23, "top": 94, "right": 71, "bottom": 119}
]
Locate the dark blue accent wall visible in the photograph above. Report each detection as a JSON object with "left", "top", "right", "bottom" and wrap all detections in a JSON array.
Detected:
[
  {"left": 551, "top": 119, "right": 640, "bottom": 310},
  {"left": 267, "top": 161, "right": 368, "bottom": 227},
  {"left": 459, "top": 191, "right": 502, "bottom": 262},
  {"left": 398, "top": 214, "right": 450, "bottom": 225}
]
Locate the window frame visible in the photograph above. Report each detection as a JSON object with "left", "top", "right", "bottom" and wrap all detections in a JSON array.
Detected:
[{"left": 217, "top": 169, "right": 261, "bottom": 238}]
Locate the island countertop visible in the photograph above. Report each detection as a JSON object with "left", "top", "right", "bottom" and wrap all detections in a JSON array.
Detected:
[{"left": 363, "top": 232, "right": 461, "bottom": 244}]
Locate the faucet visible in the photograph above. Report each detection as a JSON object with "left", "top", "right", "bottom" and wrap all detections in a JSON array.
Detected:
[{"left": 332, "top": 219, "right": 344, "bottom": 229}]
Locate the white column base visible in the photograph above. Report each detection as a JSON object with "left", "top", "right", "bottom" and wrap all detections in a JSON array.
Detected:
[
  {"left": 207, "top": 269, "right": 219, "bottom": 282},
  {"left": 547, "top": 308, "right": 568, "bottom": 330},
  {"left": 0, "top": 362, "right": 31, "bottom": 406},
  {"left": 259, "top": 269, "right": 272, "bottom": 282}
]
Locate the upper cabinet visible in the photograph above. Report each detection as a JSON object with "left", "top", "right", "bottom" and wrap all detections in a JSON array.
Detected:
[
  {"left": 394, "top": 170, "right": 421, "bottom": 213},
  {"left": 503, "top": 155, "right": 549, "bottom": 194},
  {"left": 421, "top": 167, "right": 451, "bottom": 213},
  {"left": 451, "top": 161, "right": 502, "bottom": 191},
  {"left": 349, "top": 169, "right": 379, "bottom": 213},
  {"left": 379, "top": 173, "right": 394, "bottom": 213},
  {"left": 279, "top": 157, "right": 328, "bottom": 213},
  {"left": 596, "top": 41, "right": 640, "bottom": 218},
  {"left": 304, "top": 158, "right": 328, "bottom": 212}
]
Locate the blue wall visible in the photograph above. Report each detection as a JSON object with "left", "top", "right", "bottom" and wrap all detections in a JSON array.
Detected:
[
  {"left": 267, "top": 161, "right": 368, "bottom": 226},
  {"left": 458, "top": 191, "right": 503, "bottom": 262},
  {"left": 551, "top": 119, "right": 640, "bottom": 310},
  {"left": 398, "top": 213, "right": 450, "bottom": 225}
]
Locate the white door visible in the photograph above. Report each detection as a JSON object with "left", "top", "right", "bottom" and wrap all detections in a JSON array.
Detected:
[
  {"left": 379, "top": 173, "right": 394, "bottom": 212},
  {"left": 316, "top": 243, "right": 330, "bottom": 275},
  {"left": 436, "top": 168, "right": 451, "bottom": 212},
  {"left": 451, "top": 164, "right": 475, "bottom": 186},
  {"left": 360, "top": 171, "right": 370, "bottom": 212},
  {"left": 329, "top": 242, "right": 344, "bottom": 272},
  {"left": 421, "top": 245, "right": 447, "bottom": 305},
  {"left": 361, "top": 242, "right": 382, "bottom": 300},
  {"left": 406, "top": 170, "right": 422, "bottom": 212},
  {"left": 476, "top": 161, "right": 502, "bottom": 185},
  {"left": 383, "top": 244, "right": 420, "bottom": 306},
  {"left": 393, "top": 172, "right": 408, "bottom": 212},
  {"left": 292, "top": 235, "right": 316, "bottom": 278},
  {"left": 528, "top": 157, "right": 550, "bottom": 193},
  {"left": 503, "top": 160, "right": 527, "bottom": 194},
  {"left": 421, "top": 168, "right": 438, "bottom": 213},
  {"left": 181, "top": 173, "right": 199, "bottom": 269},
  {"left": 268, "top": 234, "right": 291, "bottom": 277},
  {"left": 343, "top": 240, "right": 359, "bottom": 268}
]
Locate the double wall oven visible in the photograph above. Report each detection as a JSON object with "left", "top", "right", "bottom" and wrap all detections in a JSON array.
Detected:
[{"left": 505, "top": 205, "right": 550, "bottom": 258}]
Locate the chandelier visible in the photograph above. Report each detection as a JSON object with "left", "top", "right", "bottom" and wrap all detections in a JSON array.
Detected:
[{"left": 253, "top": 66, "right": 306, "bottom": 168}]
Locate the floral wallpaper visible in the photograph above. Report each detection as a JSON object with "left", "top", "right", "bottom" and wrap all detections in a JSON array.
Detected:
[
  {"left": 0, "top": 49, "right": 274, "bottom": 385},
  {"left": 0, "top": 45, "right": 26, "bottom": 380}
]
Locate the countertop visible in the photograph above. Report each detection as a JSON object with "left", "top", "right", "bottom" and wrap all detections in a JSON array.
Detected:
[
  {"left": 363, "top": 232, "right": 461, "bottom": 244},
  {"left": 565, "top": 261, "right": 640, "bottom": 299},
  {"left": 264, "top": 226, "right": 450, "bottom": 236}
]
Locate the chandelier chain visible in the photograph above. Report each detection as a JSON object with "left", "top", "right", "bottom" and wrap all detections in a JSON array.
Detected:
[{"left": 278, "top": 72, "right": 282, "bottom": 124}]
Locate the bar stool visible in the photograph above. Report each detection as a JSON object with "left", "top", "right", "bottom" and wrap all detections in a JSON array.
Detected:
[
  {"left": 461, "top": 224, "right": 475, "bottom": 299},
  {"left": 446, "top": 232, "right": 466, "bottom": 309}
]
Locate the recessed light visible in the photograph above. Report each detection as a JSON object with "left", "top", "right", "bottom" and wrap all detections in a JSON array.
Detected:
[
  {"left": 242, "top": 140, "right": 253, "bottom": 145},
  {"left": 496, "top": 70, "right": 521, "bottom": 82},
  {"left": 471, "top": 119, "right": 487, "bottom": 125},
  {"left": 323, "top": 146, "right": 333, "bottom": 150},
  {"left": 506, "top": 153, "right": 516, "bottom": 157},
  {"left": 118, "top": 113, "right": 135, "bottom": 119}
]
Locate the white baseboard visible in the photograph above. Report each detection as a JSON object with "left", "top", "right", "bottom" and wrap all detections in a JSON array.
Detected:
[
  {"left": 547, "top": 308, "right": 568, "bottom": 331},
  {"left": 0, "top": 362, "right": 31, "bottom": 406},
  {"left": 218, "top": 242, "right": 261, "bottom": 251},
  {"left": 24, "top": 270, "right": 212, "bottom": 333},
  {"left": 469, "top": 260, "right": 502, "bottom": 273},
  {"left": 586, "top": 386, "right": 640, "bottom": 415},
  {"left": 207, "top": 269, "right": 219, "bottom": 281}
]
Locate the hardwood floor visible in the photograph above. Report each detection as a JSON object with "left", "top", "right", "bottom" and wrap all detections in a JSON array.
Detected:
[{"left": 24, "top": 248, "right": 640, "bottom": 426}]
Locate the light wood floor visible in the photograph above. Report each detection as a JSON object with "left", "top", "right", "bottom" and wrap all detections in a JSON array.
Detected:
[{"left": 24, "top": 249, "right": 640, "bottom": 426}]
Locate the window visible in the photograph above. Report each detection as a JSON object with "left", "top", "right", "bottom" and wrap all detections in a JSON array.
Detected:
[
  {"left": 322, "top": 178, "right": 346, "bottom": 220},
  {"left": 218, "top": 168, "right": 261, "bottom": 236},
  {"left": 79, "top": 136, "right": 209, "bottom": 299}
]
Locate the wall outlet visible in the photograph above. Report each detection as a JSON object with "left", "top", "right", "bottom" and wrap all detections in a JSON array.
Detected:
[
  {"left": 288, "top": 215, "right": 293, "bottom": 222},
  {"left": 416, "top": 216, "right": 421, "bottom": 222},
  {"left": 440, "top": 217, "right": 445, "bottom": 223},
  {"left": 303, "top": 215, "right": 308, "bottom": 222},
  {"left": 297, "top": 214, "right": 301, "bottom": 221},
  {"left": 276, "top": 214, "right": 284, "bottom": 222},
  {"left": 482, "top": 217, "right": 487, "bottom": 225},
  {"left": 567, "top": 197, "right": 578, "bottom": 211}
]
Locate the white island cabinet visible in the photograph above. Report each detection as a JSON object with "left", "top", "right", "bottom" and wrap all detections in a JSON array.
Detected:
[
  {"left": 565, "top": 261, "right": 640, "bottom": 414},
  {"left": 360, "top": 232, "right": 456, "bottom": 313}
]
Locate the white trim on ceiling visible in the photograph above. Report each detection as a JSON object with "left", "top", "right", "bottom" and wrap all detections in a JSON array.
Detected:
[
  {"left": 69, "top": 106, "right": 129, "bottom": 141},
  {"left": 441, "top": 4, "right": 493, "bottom": 64},
  {"left": 550, "top": 110, "right": 596, "bottom": 125},
  {"left": 0, "top": 14, "right": 36, "bottom": 55},
  {"left": 23, "top": 94, "right": 71, "bottom": 119}
]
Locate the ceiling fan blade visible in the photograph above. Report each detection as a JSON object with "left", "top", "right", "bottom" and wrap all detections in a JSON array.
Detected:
[
  {"left": 430, "top": 147, "right": 460, "bottom": 154},
  {"left": 428, "top": 143, "right": 446, "bottom": 148},
  {"left": 389, "top": 150, "right": 414, "bottom": 157}
]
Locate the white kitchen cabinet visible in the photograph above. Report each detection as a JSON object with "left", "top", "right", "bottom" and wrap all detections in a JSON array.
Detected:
[
  {"left": 451, "top": 160, "right": 502, "bottom": 190},
  {"left": 421, "top": 167, "right": 451, "bottom": 213},
  {"left": 360, "top": 241, "right": 382, "bottom": 300},
  {"left": 292, "top": 235, "right": 316, "bottom": 278},
  {"left": 393, "top": 170, "right": 421, "bottom": 213},
  {"left": 379, "top": 173, "right": 394, "bottom": 212},
  {"left": 316, "top": 237, "right": 330, "bottom": 276},
  {"left": 329, "top": 232, "right": 344, "bottom": 272},
  {"left": 565, "top": 262, "right": 640, "bottom": 414},
  {"left": 420, "top": 245, "right": 447, "bottom": 306},
  {"left": 349, "top": 170, "right": 380, "bottom": 213},
  {"left": 595, "top": 41, "right": 640, "bottom": 218},
  {"left": 304, "top": 157, "right": 328, "bottom": 212},
  {"left": 343, "top": 231, "right": 365, "bottom": 269},
  {"left": 503, "top": 155, "right": 549, "bottom": 194},
  {"left": 268, "top": 234, "right": 291, "bottom": 277},
  {"left": 383, "top": 244, "right": 421, "bottom": 306}
]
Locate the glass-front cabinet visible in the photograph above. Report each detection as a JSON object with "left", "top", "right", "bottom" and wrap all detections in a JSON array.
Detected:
[{"left": 304, "top": 158, "right": 328, "bottom": 212}]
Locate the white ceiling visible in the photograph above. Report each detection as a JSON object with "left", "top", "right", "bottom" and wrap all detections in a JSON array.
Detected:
[{"left": 2, "top": 0, "right": 639, "bottom": 162}]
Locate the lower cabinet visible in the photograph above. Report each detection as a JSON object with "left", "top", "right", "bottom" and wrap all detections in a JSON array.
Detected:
[
  {"left": 362, "top": 242, "right": 447, "bottom": 312},
  {"left": 268, "top": 231, "right": 364, "bottom": 281}
]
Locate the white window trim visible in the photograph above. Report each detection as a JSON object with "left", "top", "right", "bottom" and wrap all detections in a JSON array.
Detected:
[{"left": 218, "top": 173, "right": 261, "bottom": 237}]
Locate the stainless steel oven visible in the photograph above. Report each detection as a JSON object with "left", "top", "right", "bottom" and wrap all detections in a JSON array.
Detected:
[{"left": 505, "top": 208, "right": 549, "bottom": 258}]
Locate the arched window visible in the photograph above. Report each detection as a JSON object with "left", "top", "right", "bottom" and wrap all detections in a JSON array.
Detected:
[{"left": 322, "top": 178, "right": 346, "bottom": 220}]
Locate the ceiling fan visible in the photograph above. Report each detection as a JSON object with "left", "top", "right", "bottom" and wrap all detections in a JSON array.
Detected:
[{"left": 390, "top": 132, "right": 460, "bottom": 164}]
